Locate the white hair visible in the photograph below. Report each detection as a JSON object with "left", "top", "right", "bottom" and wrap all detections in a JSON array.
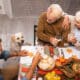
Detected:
[
  {"left": 75, "top": 11, "right": 80, "bottom": 22},
  {"left": 47, "top": 4, "right": 63, "bottom": 19}
]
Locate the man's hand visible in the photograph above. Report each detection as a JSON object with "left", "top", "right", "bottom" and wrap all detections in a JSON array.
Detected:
[
  {"left": 69, "top": 37, "right": 77, "bottom": 44},
  {"left": 50, "top": 37, "right": 60, "bottom": 46},
  {"left": 62, "top": 15, "right": 70, "bottom": 30}
]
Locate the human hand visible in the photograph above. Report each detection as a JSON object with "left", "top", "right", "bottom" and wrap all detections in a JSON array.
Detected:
[
  {"left": 19, "top": 50, "right": 28, "bottom": 56},
  {"left": 50, "top": 37, "right": 60, "bottom": 46},
  {"left": 62, "top": 15, "right": 70, "bottom": 30},
  {"left": 74, "top": 41, "right": 80, "bottom": 50},
  {"left": 68, "top": 33, "right": 77, "bottom": 44}
]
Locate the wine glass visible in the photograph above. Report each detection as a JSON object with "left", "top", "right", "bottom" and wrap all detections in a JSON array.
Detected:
[
  {"left": 53, "top": 35, "right": 62, "bottom": 47},
  {"left": 55, "top": 35, "right": 62, "bottom": 42}
]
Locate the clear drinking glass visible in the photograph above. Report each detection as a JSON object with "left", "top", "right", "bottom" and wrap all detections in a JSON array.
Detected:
[
  {"left": 53, "top": 35, "right": 62, "bottom": 47},
  {"left": 55, "top": 35, "right": 62, "bottom": 42}
]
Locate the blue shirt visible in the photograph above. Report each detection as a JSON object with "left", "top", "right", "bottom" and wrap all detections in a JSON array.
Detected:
[{"left": 0, "top": 50, "right": 10, "bottom": 60}]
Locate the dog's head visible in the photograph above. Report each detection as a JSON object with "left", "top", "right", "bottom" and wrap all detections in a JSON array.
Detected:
[{"left": 11, "top": 32, "right": 24, "bottom": 46}]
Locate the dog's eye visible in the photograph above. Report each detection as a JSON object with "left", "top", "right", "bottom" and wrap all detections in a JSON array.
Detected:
[{"left": 17, "top": 37, "right": 19, "bottom": 40}]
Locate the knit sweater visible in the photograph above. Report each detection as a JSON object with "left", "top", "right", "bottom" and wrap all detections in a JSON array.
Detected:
[{"left": 37, "top": 12, "right": 70, "bottom": 46}]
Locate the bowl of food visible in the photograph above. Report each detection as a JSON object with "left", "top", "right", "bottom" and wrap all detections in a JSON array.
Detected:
[
  {"left": 38, "top": 54, "right": 55, "bottom": 71},
  {"left": 72, "top": 62, "right": 80, "bottom": 74}
]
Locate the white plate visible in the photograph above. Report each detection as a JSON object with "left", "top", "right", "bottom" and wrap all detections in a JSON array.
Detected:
[{"left": 58, "top": 47, "right": 80, "bottom": 59}]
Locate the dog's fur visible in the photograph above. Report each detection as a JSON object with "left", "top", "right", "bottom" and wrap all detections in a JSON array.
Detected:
[
  {"left": 1, "top": 32, "right": 32, "bottom": 80},
  {"left": 10, "top": 32, "right": 24, "bottom": 53},
  {"left": 1, "top": 32, "right": 25, "bottom": 80}
]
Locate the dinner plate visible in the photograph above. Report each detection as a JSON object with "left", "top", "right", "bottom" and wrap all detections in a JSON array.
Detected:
[{"left": 58, "top": 47, "right": 80, "bottom": 59}]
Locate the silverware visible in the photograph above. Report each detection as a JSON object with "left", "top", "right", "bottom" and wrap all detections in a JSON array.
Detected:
[
  {"left": 61, "top": 49, "right": 65, "bottom": 58},
  {"left": 54, "top": 48, "right": 60, "bottom": 57}
]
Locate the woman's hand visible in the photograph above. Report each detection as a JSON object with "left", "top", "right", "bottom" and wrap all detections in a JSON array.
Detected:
[{"left": 68, "top": 34, "right": 77, "bottom": 44}]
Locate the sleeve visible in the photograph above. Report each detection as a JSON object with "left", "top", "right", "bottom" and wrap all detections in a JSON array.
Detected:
[
  {"left": 62, "top": 24, "right": 71, "bottom": 43},
  {"left": 37, "top": 13, "right": 50, "bottom": 42}
]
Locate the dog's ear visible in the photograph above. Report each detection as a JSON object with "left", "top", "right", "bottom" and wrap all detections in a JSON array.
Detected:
[{"left": 11, "top": 35, "right": 15, "bottom": 42}]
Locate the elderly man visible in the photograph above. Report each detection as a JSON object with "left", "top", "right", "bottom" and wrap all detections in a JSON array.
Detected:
[
  {"left": 37, "top": 4, "right": 70, "bottom": 47},
  {"left": 68, "top": 11, "right": 80, "bottom": 49}
]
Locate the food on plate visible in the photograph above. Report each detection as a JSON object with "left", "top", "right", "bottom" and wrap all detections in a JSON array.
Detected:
[
  {"left": 44, "top": 71, "right": 61, "bottom": 80},
  {"left": 72, "top": 63, "right": 80, "bottom": 74},
  {"left": 57, "top": 58, "right": 80, "bottom": 78},
  {"left": 49, "top": 46, "right": 54, "bottom": 57},
  {"left": 59, "top": 57, "right": 66, "bottom": 63},
  {"left": 66, "top": 48, "right": 72, "bottom": 54},
  {"left": 27, "top": 52, "right": 34, "bottom": 57},
  {"left": 72, "top": 55, "right": 78, "bottom": 59},
  {"left": 55, "top": 57, "right": 67, "bottom": 67},
  {"left": 53, "top": 68, "right": 63, "bottom": 75},
  {"left": 55, "top": 60, "right": 62, "bottom": 67},
  {"left": 38, "top": 54, "right": 55, "bottom": 71},
  {"left": 22, "top": 67, "right": 29, "bottom": 72}
]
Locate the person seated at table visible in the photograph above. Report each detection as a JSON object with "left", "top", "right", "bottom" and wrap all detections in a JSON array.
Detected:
[
  {"left": 68, "top": 11, "right": 80, "bottom": 49},
  {"left": 37, "top": 4, "right": 70, "bottom": 47},
  {"left": 21, "top": 52, "right": 41, "bottom": 80},
  {"left": 0, "top": 38, "right": 29, "bottom": 80},
  {"left": 0, "top": 38, "right": 10, "bottom": 60},
  {"left": 0, "top": 38, "right": 28, "bottom": 60}
]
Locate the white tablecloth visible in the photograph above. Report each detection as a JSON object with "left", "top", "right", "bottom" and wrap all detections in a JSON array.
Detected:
[{"left": 18, "top": 46, "right": 80, "bottom": 80}]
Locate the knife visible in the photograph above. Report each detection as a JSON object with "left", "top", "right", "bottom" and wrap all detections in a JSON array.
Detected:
[{"left": 61, "top": 49, "right": 65, "bottom": 58}]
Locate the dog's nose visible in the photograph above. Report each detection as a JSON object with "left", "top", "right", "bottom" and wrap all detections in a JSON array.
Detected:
[{"left": 21, "top": 40, "right": 24, "bottom": 43}]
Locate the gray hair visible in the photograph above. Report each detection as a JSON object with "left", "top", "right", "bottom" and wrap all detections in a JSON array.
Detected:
[{"left": 47, "top": 4, "right": 63, "bottom": 19}]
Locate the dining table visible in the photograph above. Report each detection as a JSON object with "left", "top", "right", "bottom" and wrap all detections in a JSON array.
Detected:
[{"left": 18, "top": 46, "right": 80, "bottom": 80}]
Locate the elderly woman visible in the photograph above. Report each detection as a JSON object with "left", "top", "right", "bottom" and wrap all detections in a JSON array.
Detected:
[
  {"left": 37, "top": 4, "right": 70, "bottom": 47},
  {"left": 68, "top": 11, "right": 80, "bottom": 49}
]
